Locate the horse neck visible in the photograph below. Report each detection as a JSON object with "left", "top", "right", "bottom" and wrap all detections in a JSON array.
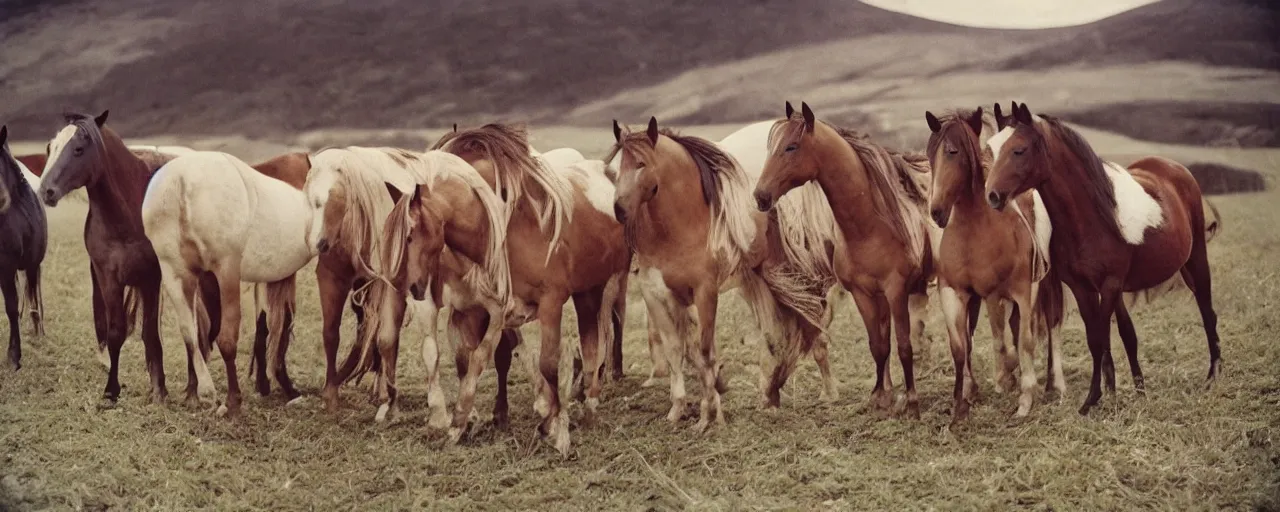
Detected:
[
  {"left": 812, "top": 132, "right": 878, "bottom": 242},
  {"left": 947, "top": 160, "right": 997, "bottom": 224},
  {"left": 88, "top": 138, "right": 151, "bottom": 225},
  {"left": 435, "top": 182, "right": 491, "bottom": 268},
  {"left": 637, "top": 164, "right": 714, "bottom": 251},
  {"left": 1038, "top": 149, "right": 1107, "bottom": 257}
]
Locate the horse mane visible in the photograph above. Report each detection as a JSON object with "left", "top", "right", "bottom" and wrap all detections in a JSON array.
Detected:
[
  {"left": 0, "top": 143, "right": 27, "bottom": 200},
  {"left": 611, "top": 126, "right": 758, "bottom": 271},
  {"left": 823, "top": 119, "right": 931, "bottom": 265},
  {"left": 1032, "top": 115, "right": 1122, "bottom": 240},
  {"left": 432, "top": 123, "right": 575, "bottom": 265},
  {"left": 926, "top": 109, "right": 993, "bottom": 196}
]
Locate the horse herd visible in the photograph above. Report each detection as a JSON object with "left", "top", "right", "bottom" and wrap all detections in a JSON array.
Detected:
[{"left": 0, "top": 100, "right": 1223, "bottom": 456}]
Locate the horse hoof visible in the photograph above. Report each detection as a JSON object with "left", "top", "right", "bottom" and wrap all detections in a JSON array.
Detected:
[
  {"left": 641, "top": 377, "right": 663, "bottom": 388},
  {"left": 692, "top": 419, "right": 710, "bottom": 435},
  {"left": 216, "top": 404, "right": 229, "bottom": 417},
  {"left": 427, "top": 409, "right": 451, "bottom": 430},
  {"left": 96, "top": 397, "right": 118, "bottom": 410},
  {"left": 447, "top": 427, "right": 464, "bottom": 445},
  {"left": 6, "top": 357, "right": 19, "bottom": 372},
  {"left": 286, "top": 396, "right": 307, "bottom": 407},
  {"left": 375, "top": 404, "right": 390, "bottom": 422}
]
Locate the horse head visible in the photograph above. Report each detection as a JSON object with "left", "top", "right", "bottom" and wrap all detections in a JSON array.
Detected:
[
  {"left": 382, "top": 183, "right": 445, "bottom": 301},
  {"left": 38, "top": 110, "right": 111, "bottom": 207},
  {"left": 985, "top": 101, "right": 1046, "bottom": 211},
  {"left": 924, "top": 108, "right": 985, "bottom": 228},
  {"left": 755, "top": 101, "right": 821, "bottom": 212},
  {"left": 609, "top": 117, "right": 666, "bottom": 225}
]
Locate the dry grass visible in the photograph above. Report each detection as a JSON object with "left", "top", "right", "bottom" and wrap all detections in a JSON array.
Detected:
[{"left": 2, "top": 161, "right": 1279, "bottom": 511}]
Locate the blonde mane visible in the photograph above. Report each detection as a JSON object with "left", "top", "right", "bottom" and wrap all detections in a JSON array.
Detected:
[
  {"left": 432, "top": 124, "right": 576, "bottom": 265},
  {"left": 610, "top": 128, "right": 758, "bottom": 276}
]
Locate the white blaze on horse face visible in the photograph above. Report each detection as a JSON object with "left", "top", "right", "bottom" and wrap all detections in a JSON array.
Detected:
[
  {"left": 44, "top": 124, "right": 80, "bottom": 175},
  {"left": 985, "top": 126, "right": 1015, "bottom": 170},
  {"left": 1102, "top": 161, "right": 1164, "bottom": 245}
]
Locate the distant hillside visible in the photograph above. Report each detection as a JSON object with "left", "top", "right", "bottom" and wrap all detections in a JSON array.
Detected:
[{"left": 0, "top": 0, "right": 1276, "bottom": 145}]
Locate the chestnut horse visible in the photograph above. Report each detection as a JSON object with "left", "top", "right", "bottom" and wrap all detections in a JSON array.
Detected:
[
  {"left": 1, "top": 125, "right": 48, "bottom": 370},
  {"left": 924, "top": 107, "right": 1061, "bottom": 421},
  {"left": 608, "top": 118, "right": 838, "bottom": 432},
  {"left": 422, "top": 124, "right": 629, "bottom": 455},
  {"left": 984, "top": 101, "right": 1221, "bottom": 415},
  {"left": 37, "top": 111, "right": 217, "bottom": 404},
  {"left": 754, "top": 102, "right": 938, "bottom": 418}
]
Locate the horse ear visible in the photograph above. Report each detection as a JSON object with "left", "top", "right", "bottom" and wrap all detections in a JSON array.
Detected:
[
  {"left": 993, "top": 103, "right": 1005, "bottom": 130},
  {"left": 646, "top": 117, "right": 659, "bottom": 146},
  {"left": 384, "top": 182, "right": 404, "bottom": 204},
  {"left": 785, "top": 101, "right": 795, "bottom": 119},
  {"left": 94, "top": 110, "right": 109, "bottom": 127},
  {"left": 0, "top": 125, "right": 7, "bottom": 145},
  {"left": 612, "top": 119, "right": 622, "bottom": 143},
  {"left": 801, "top": 102, "right": 815, "bottom": 132},
  {"left": 452, "top": 123, "right": 457, "bottom": 133},
  {"left": 966, "top": 107, "right": 984, "bottom": 135},
  {"left": 1014, "top": 102, "right": 1033, "bottom": 125},
  {"left": 925, "top": 111, "right": 942, "bottom": 133},
  {"left": 410, "top": 184, "right": 427, "bottom": 208}
]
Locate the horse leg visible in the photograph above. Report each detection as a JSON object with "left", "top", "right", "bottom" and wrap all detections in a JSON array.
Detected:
[
  {"left": 23, "top": 266, "right": 43, "bottom": 337},
  {"left": 908, "top": 291, "right": 931, "bottom": 364},
  {"left": 1013, "top": 284, "right": 1039, "bottom": 417},
  {"left": 268, "top": 277, "right": 301, "bottom": 402},
  {"left": 691, "top": 284, "right": 723, "bottom": 432},
  {"left": 2, "top": 270, "right": 20, "bottom": 370},
  {"left": 317, "top": 262, "right": 352, "bottom": 413},
  {"left": 572, "top": 288, "right": 605, "bottom": 425},
  {"left": 640, "top": 286, "right": 687, "bottom": 423},
  {"left": 641, "top": 309, "right": 669, "bottom": 387},
  {"left": 373, "top": 311, "right": 400, "bottom": 423},
  {"left": 160, "top": 263, "right": 216, "bottom": 407},
  {"left": 448, "top": 306, "right": 504, "bottom": 446},
  {"left": 1113, "top": 300, "right": 1144, "bottom": 394},
  {"left": 887, "top": 285, "right": 920, "bottom": 419},
  {"left": 851, "top": 288, "right": 892, "bottom": 411},
  {"left": 419, "top": 299, "right": 451, "bottom": 430},
  {"left": 96, "top": 271, "right": 130, "bottom": 404},
  {"left": 1073, "top": 281, "right": 1120, "bottom": 415},
  {"left": 812, "top": 327, "right": 839, "bottom": 402},
  {"left": 985, "top": 297, "right": 1015, "bottom": 394},
  {"left": 492, "top": 329, "right": 519, "bottom": 430},
  {"left": 609, "top": 273, "right": 628, "bottom": 382},
  {"left": 213, "top": 265, "right": 244, "bottom": 418},
  {"left": 1182, "top": 236, "right": 1222, "bottom": 386},
  {"left": 251, "top": 304, "right": 271, "bottom": 397},
  {"left": 90, "top": 266, "right": 110, "bottom": 371},
  {"left": 139, "top": 280, "right": 168, "bottom": 404},
  {"left": 940, "top": 284, "right": 973, "bottom": 424},
  {"left": 534, "top": 295, "right": 572, "bottom": 456}
]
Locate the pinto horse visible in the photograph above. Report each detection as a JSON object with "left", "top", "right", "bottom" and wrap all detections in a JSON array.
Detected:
[
  {"left": 984, "top": 101, "right": 1221, "bottom": 415},
  {"left": 423, "top": 124, "right": 629, "bottom": 455},
  {"left": 924, "top": 107, "right": 1061, "bottom": 421},
  {"left": 1, "top": 125, "right": 48, "bottom": 370},
  {"left": 37, "top": 111, "right": 216, "bottom": 404},
  {"left": 608, "top": 118, "right": 839, "bottom": 431},
  {"left": 142, "top": 150, "right": 316, "bottom": 416},
  {"left": 754, "top": 102, "right": 938, "bottom": 418}
]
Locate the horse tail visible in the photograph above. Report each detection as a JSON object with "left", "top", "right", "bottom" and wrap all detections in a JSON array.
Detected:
[
  {"left": 1202, "top": 197, "right": 1223, "bottom": 244},
  {"left": 16, "top": 267, "right": 44, "bottom": 335},
  {"left": 196, "top": 272, "right": 220, "bottom": 355},
  {"left": 607, "top": 267, "right": 630, "bottom": 380},
  {"left": 343, "top": 279, "right": 398, "bottom": 386},
  {"left": 1034, "top": 265, "right": 1064, "bottom": 333}
]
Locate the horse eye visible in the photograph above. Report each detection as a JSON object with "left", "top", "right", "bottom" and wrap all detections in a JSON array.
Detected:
[
  {"left": 785, "top": 143, "right": 798, "bottom": 152},
  {"left": 74, "top": 147, "right": 84, "bottom": 156},
  {"left": 1013, "top": 148, "right": 1026, "bottom": 156},
  {"left": 946, "top": 148, "right": 959, "bottom": 155}
]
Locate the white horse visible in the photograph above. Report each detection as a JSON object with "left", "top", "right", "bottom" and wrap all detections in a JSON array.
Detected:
[{"left": 141, "top": 151, "right": 317, "bottom": 417}]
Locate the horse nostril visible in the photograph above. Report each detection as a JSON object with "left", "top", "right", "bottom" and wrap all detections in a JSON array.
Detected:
[
  {"left": 317, "top": 239, "right": 330, "bottom": 253},
  {"left": 931, "top": 208, "right": 948, "bottom": 228},
  {"left": 613, "top": 202, "right": 627, "bottom": 223},
  {"left": 987, "top": 191, "right": 1005, "bottom": 210},
  {"left": 41, "top": 188, "right": 57, "bottom": 207},
  {"left": 754, "top": 191, "right": 772, "bottom": 211}
]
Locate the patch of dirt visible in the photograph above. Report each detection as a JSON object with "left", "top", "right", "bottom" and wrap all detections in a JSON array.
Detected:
[{"left": 1059, "top": 101, "right": 1280, "bottom": 149}]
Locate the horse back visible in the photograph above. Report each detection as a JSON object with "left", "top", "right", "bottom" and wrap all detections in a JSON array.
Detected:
[{"left": 252, "top": 152, "right": 311, "bottom": 190}]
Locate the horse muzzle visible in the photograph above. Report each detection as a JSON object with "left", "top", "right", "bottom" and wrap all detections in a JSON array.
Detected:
[
  {"left": 931, "top": 207, "right": 950, "bottom": 228},
  {"left": 39, "top": 187, "right": 60, "bottom": 208},
  {"left": 409, "top": 282, "right": 426, "bottom": 301},
  {"left": 754, "top": 190, "right": 774, "bottom": 212},
  {"left": 612, "top": 201, "right": 627, "bottom": 224},
  {"left": 316, "top": 238, "right": 331, "bottom": 254}
]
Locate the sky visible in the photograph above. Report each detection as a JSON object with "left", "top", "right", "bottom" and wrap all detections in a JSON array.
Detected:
[{"left": 858, "top": 0, "right": 1164, "bottom": 29}]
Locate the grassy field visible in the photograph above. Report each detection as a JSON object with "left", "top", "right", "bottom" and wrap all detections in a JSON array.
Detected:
[{"left": 2, "top": 129, "right": 1279, "bottom": 510}]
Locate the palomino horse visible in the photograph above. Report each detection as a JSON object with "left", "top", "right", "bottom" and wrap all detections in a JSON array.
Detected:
[
  {"left": 37, "top": 111, "right": 215, "bottom": 404},
  {"left": 420, "top": 124, "right": 629, "bottom": 455},
  {"left": 1, "top": 125, "right": 48, "bottom": 370},
  {"left": 754, "top": 102, "right": 938, "bottom": 418},
  {"left": 609, "top": 117, "right": 837, "bottom": 432},
  {"left": 984, "top": 101, "right": 1221, "bottom": 415},
  {"left": 924, "top": 107, "right": 1060, "bottom": 421},
  {"left": 142, "top": 150, "right": 318, "bottom": 416}
]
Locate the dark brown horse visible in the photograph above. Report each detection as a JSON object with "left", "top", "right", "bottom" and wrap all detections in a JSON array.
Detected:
[
  {"left": 1, "top": 125, "right": 48, "bottom": 370},
  {"left": 984, "top": 101, "right": 1220, "bottom": 415},
  {"left": 36, "top": 111, "right": 214, "bottom": 404}
]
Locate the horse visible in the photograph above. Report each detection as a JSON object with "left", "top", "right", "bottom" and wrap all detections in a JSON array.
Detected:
[
  {"left": 141, "top": 149, "right": 318, "bottom": 417},
  {"left": 754, "top": 102, "right": 938, "bottom": 419},
  {"left": 924, "top": 107, "right": 1062, "bottom": 421},
  {"left": 608, "top": 117, "right": 838, "bottom": 432},
  {"left": 37, "top": 111, "right": 215, "bottom": 405},
  {"left": 418, "top": 124, "right": 629, "bottom": 455},
  {"left": 1, "top": 125, "right": 48, "bottom": 370},
  {"left": 984, "top": 101, "right": 1221, "bottom": 415}
]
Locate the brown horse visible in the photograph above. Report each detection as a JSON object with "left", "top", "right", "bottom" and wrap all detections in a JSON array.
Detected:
[
  {"left": 925, "top": 107, "right": 1062, "bottom": 421},
  {"left": 984, "top": 101, "right": 1221, "bottom": 415},
  {"left": 754, "top": 102, "right": 938, "bottom": 418},
  {"left": 608, "top": 117, "right": 838, "bottom": 431},
  {"left": 424, "top": 124, "right": 630, "bottom": 454},
  {"left": 36, "top": 111, "right": 217, "bottom": 404}
]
